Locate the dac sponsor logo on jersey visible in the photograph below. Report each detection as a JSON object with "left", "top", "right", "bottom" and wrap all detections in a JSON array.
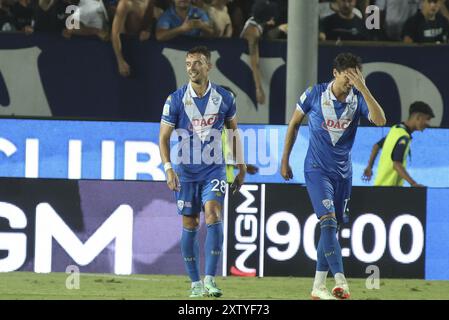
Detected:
[
  {"left": 321, "top": 119, "right": 352, "bottom": 132},
  {"left": 188, "top": 114, "right": 219, "bottom": 131}
]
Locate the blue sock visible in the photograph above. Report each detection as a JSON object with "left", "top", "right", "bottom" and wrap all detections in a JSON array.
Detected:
[
  {"left": 320, "top": 217, "right": 344, "bottom": 275},
  {"left": 205, "top": 221, "right": 223, "bottom": 277},
  {"left": 316, "top": 237, "right": 329, "bottom": 272},
  {"left": 181, "top": 227, "right": 200, "bottom": 282}
]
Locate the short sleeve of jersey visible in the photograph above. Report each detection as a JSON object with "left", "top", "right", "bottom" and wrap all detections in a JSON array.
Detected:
[
  {"left": 156, "top": 11, "right": 171, "bottom": 29},
  {"left": 225, "top": 95, "right": 237, "bottom": 121},
  {"left": 391, "top": 136, "right": 410, "bottom": 162},
  {"left": 358, "top": 94, "right": 371, "bottom": 122},
  {"left": 161, "top": 95, "right": 178, "bottom": 127},
  {"left": 197, "top": 8, "right": 210, "bottom": 23},
  {"left": 296, "top": 86, "right": 314, "bottom": 114}
]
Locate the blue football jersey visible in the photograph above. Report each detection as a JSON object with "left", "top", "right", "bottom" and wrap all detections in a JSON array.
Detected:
[
  {"left": 161, "top": 82, "right": 237, "bottom": 182},
  {"left": 297, "top": 81, "right": 371, "bottom": 179}
]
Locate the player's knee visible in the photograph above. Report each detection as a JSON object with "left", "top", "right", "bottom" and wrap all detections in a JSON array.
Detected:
[
  {"left": 183, "top": 214, "right": 200, "bottom": 229},
  {"left": 204, "top": 201, "right": 222, "bottom": 224}
]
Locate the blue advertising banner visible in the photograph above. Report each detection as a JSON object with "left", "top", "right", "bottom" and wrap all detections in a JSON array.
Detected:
[
  {"left": 0, "top": 34, "right": 448, "bottom": 127},
  {"left": 0, "top": 118, "right": 448, "bottom": 187}
]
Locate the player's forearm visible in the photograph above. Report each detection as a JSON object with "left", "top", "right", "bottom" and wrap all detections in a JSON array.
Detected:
[
  {"left": 112, "top": 34, "right": 125, "bottom": 63},
  {"left": 359, "top": 87, "right": 386, "bottom": 126},
  {"left": 159, "top": 134, "right": 172, "bottom": 164},
  {"left": 367, "top": 144, "right": 380, "bottom": 168},
  {"left": 393, "top": 161, "right": 417, "bottom": 186},
  {"left": 155, "top": 27, "right": 186, "bottom": 41},
  {"left": 200, "top": 24, "right": 215, "bottom": 37},
  {"left": 282, "top": 122, "right": 300, "bottom": 163}
]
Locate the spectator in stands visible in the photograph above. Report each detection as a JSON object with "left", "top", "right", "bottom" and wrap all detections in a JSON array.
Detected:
[
  {"left": 62, "top": 0, "right": 110, "bottom": 40},
  {"left": 319, "top": 0, "right": 363, "bottom": 19},
  {"left": 207, "top": 0, "right": 233, "bottom": 37},
  {"left": 403, "top": 0, "right": 449, "bottom": 43},
  {"left": 240, "top": 0, "right": 278, "bottom": 105},
  {"left": 10, "top": 0, "right": 34, "bottom": 34},
  {"left": 33, "top": 0, "right": 73, "bottom": 33},
  {"left": 228, "top": 0, "right": 253, "bottom": 37},
  {"left": 155, "top": 0, "right": 214, "bottom": 41},
  {"left": 265, "top": 0, "right": 287, "bottom": 40},
  {"left": 319, "top": 0, "right": 368, "bottom": 41},
  {"left": 441, "top": 0, "right": 449, "bottom": 20},
  {"left": 375, "top": 0, "right": 419, "bottom": 41},
  {"left": 111, "top": 0, "right": 155, "bottom": 77},
  {"left": 0, "top": 0, "right": 17, "bottom": 32}
]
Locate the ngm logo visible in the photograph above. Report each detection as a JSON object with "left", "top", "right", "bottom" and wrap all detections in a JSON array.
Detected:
[
  {"left": 0, "top": 202, "right": 133, "bottom": 274},
  {"left": 225, "top": 185, "right": 264, "bottom": 277}
]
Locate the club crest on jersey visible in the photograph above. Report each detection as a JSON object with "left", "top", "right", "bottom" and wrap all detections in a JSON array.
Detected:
[
  {"left": 177, "top": 200, "right": 185, "bottom": 210},
  {"left": 322, "top": 199, "right": 334, "bottom": 210},
  {"left": 322, "top": 119, "right": 351, "bottom": 131}
]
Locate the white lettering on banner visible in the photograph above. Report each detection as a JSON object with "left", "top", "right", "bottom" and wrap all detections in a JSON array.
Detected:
[
  {"left": 266, "top": 211, "right": 300, "bottom": 261},
  {"left": 68, "top": 140, "right": 82, "bottom": 179},
  {"left": 162, "top": 48, "right": 285, "bottom": 124},
  {"left": 236, "top": 185, "right": 259, "bottom": 214},
  {"left": 0, "top": 202, "right": 27, "bottom": 272},
  {"left": 0, "top": 48, "right": 52, "bottom": 116},
  {"left": 363, "top": 62, "right": 443, "bottom": 127},
  {"left": 233, "top": 185, "right": 260, "bottom": 275},
  {"left": 0, "top": 138, "right": 17, "bottom": 157},
  {"left": 25, "top": 139, "right": 39, "bottom": 178},
  {"left": 35, "top": 203, "right": 133, "bottom": 275},
  {"left": 389, "top": 214, "right": 424, "bottom": 264},
  {"left": 235, "top": 215, "right": 258, "bottom": 243},
  {"left": 351, "top": 214, "right": 387, "bottom": 263},
  {"left": 101, "top": 141, "right": 115, "bottom": 180},
  {"left": 124, "top": 141, "right": 165, "bottom": 180},
  {"left": 303, "top": 214, "right": 319, "bottom": 261}
]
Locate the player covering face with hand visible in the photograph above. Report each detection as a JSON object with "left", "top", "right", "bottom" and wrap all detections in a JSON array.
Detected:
[{"left": 281, "top": 53, "right": 386, "bottom": 300}]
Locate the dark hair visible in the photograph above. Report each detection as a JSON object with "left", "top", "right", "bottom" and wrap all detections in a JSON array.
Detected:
[
  {"left": 409, "top": 101, "right": 435, "bottom": 118},
  {"left": 252, "top": 0, "right": 279, "bottom": 24},
  {"left": 186, "top": 46, "right": 211, "bottom": 62},
  {"left": 333, "top": 52, "right": 363, "bottom": 72}
]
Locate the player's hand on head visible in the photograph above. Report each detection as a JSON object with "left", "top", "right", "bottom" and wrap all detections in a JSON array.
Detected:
[
  {"left": 166, "top": 169, "right": 181, "bottom": 191},
  {"left": 281, "top": 162, "right": 293, "bottom": 181},
  {"left": 345, "top": 68, "right": 366, "bottom": 91},
  {"left": 362, "top": 167, "right": 373, "bottom": 182}
]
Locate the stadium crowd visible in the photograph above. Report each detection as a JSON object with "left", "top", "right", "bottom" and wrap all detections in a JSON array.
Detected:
[{"left": 1, "top": 0, "right": 448, "bottom": 80}]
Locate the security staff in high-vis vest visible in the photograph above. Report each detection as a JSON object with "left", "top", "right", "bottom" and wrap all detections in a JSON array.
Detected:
[
  {"left": 362, "top": 101, "right": 435, "bottom": 186},
  {"left": 220, "top": 86, "right": 259, "bottom": 183}
]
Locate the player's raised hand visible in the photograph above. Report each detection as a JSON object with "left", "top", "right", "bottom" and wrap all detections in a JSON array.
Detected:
[
  {"left": 362, "top": 166, "right": 373, "bottom": 182},
  {"left": 281, "top": 161, "right": 293, "bottom": 181},
  {"left": 166, "top": 169, "right": 181, "bottom": 192},
  {"left": 345, "top": 67, "right": 366, "bottom": 92}
]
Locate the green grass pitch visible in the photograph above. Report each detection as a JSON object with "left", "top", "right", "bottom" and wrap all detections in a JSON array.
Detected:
[{"left": 0, "top": 272, "right": 448, "bottom": 300}]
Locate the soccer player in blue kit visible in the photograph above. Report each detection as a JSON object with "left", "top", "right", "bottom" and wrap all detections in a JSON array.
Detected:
[
  {"left": 281, "top": 53, "right": 386, "bottom": 300},
  {"left": 159, "top": 46, "right": 246, "bottom": 298}
]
